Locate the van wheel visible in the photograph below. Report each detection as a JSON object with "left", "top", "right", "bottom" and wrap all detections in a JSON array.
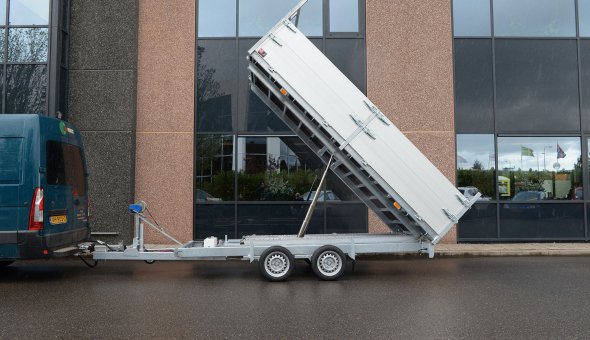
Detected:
[
  {"left": 259, "top": 246, "right": 294, "bottom": 282},
  {"left": 311, "top": 245, "right": 345, "bottom": 281},
  {"left": 0, "top": 261, "right": 14, "bottom": 267}
]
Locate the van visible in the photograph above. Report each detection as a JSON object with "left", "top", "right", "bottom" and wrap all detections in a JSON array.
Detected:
[{"left": 0, "top": 114, "right": 90, "bottom": 266}]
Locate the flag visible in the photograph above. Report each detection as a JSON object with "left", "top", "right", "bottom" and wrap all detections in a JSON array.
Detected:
[
  {"left": 521, "top": 146, "right": 534, "bottom": 157},
  {"left": 457, "top": 155, "right": 468, "bottom": 163},
  {"left": 557, "top": 143, "right": 566, "bottom": 159}
]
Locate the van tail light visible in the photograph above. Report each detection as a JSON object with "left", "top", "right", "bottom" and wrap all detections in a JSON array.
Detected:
[{"left": 28, "top": 187, "right": 44, "bottom": 230}]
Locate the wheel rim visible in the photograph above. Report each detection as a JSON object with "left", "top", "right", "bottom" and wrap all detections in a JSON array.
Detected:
[
  {"left": 316, "top": 251, "right": 342, "bottom": 277},
  {"left": 265, "top": 252, "right": 290, "bottom": 278}
]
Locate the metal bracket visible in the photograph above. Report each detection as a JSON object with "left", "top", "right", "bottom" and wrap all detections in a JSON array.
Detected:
[
  {"left": 443, "top": 208, "right": 459, "bottom": 223},
  {"left": 349, "top": 114, "right": 363, "bottom": 127},
  {"left": 456, "top": 193, "right": 470, "bottom": 207},
  {"left": 363, "top": 127, "right": 376, "bottom": 140},
  {"left": 322, "top": 120, "right": 331, "bottom": 127},
  {"left": 364, "top": 100, "right": 390, "bottom": 126},
  {"left": 269, "top": 33, "right": 283, "bottom": 46},
  {"left": 282, "top": 20, "right": 297, "bottom": 32}
]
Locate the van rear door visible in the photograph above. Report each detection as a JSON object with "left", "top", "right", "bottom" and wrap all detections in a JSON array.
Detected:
[
  {"left": 0, "top": 137, "right": 23, "bottom": 256},
  {"left": 43, "top": 140, "right": 88, "bottom": 244}
]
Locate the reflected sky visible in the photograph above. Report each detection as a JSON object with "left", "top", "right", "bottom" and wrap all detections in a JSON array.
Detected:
[
  {"left": 9, "top": 0, "right": 49, "bottom": 25},
  {"left": 239, "top": 0, "right": 299, "bottom": 36},
  {"left": 498, "top": 137, "right": 580, "bottom": 171},
  {"left": 581, "top": 0, "right": 590, "bottom": 37},
  {"left": 452, "top": 0, "right": 491, "bottom": 36},
  {"left": 198, "top": 0, "right": 236, "bottom": 37},
  {"left": 493, "top": 0, "right": 576, "bottom": 37},
  {"left": 329, "top": 0, "right": 359, "bottom": 32},
  {"left": 295, "top": 0, "right": 323, "bottom": 36},
  {"left": 457, "top": 134, "right": 495, "bottom": 170}
]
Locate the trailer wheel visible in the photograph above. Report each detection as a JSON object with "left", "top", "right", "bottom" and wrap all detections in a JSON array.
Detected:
[
  {"left": 0, "top": 260, "right": 14, "bottom": 267},
  {"left": 259, "top": 246, "right": 294, "bottom": 282},
  {"left": 311, "top": 246, "right": 345, "bottom": 281}
]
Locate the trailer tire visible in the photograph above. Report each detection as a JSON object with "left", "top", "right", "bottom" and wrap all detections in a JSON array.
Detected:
[
  {"left": 259, "top": 246, "right": 294, "bottom": 282},
  {"left": 311, "top": 245, "right": 345, "bottom": 281},
  {"left": 0, "top": 260, "right": 14, "bottom": 267}
]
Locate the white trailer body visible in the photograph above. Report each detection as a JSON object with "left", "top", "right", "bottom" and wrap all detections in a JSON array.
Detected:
[{"left": 89, "top": 0, "right": 479, "bottom": 281}]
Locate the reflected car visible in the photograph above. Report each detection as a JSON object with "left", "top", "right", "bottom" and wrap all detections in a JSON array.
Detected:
[
  {"left": 196, "top": 189, "right": 222, "bottom": 201},
  {"left": 458, "top": 186, "right": 480, "bottom": 199},
  {"left": 573, "top": 187, "right": 583, "bottom": 200},
  {"left": 301, "top": 190, "right": 340, "bottom": 201},
  {"left": 503, "top": 191, "right": 548, "bottom": 218}
]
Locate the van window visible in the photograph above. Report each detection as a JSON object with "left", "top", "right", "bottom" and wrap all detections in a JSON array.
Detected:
[
  {"left": 46, "top": 141, "right": 86, "bottom": 195},
  {"left": 0, "top": 138, "right": 22, "bottom": 184}
]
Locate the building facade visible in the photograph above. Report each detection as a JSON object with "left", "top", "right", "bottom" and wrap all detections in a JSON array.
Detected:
[{"left": 5, "top": 0, "right": 589, "bottom": 243}]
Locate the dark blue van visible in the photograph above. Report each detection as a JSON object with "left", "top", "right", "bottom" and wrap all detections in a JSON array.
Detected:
[{"left": 0, "top": 114, "right": 90, "bottom": 266}]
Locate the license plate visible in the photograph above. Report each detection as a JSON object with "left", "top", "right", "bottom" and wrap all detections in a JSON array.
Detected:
[{"left": 50, "top": 215, "right": 68, "bottom": 225}]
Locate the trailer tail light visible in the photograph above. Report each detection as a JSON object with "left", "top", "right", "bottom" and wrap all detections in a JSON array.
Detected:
[
  {"left": 393, "top": 202, "right": 401, "bottom": 210},
  {"left": 28, "top": 187, "right": 44, "bottom": 230}
]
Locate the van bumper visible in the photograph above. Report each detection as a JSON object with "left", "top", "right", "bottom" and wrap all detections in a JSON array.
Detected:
[{"left": 16, "top": 228, "right": 91, "bottom": 259}]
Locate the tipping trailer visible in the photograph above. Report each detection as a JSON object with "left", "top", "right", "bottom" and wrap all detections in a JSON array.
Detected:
[{"left": 90, "top": 0, "right": 479, "bottom": 281}]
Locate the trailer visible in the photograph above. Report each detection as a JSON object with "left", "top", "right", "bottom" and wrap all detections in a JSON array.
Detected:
[{"left": 89, "top": 0, "right": 480, "bottom": 281}]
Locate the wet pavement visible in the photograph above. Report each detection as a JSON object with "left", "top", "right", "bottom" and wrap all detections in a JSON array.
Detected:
[{"left": 1, "top": 257, "right": 590, "bottom": 339}]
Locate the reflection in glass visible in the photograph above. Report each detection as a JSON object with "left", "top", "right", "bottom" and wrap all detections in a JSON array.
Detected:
[
  {"left": 582, "top": 41, "right": 590, "bottom": 130},
  {"left": 497, "top": 137, "right": 582, "bottom": 201},
  {"left": 239, "top": 0, "right": 298, "bottom": 36},
  {"left": 8, "top": 28, "right": 48, "bottom": 62},
  {"left": 495, "top": 40, "right": 579, "bottom": 132},
  {"left": 0, "top": 31, "right": 5, "bottom": 62},
  {"left": 457, "top": 203, "right": 497, "bottom": 239},
  {"left": 9, "top": 0, "right": 50, "bottom": 25},
  {"left": 0, "top": 0, "right": 6, "bottom": 25},
  {"left": 5, "top": 65, "right": 47, "bottom": 114},
  {"left": 238, "top": 203, "right": 323, "bottom": 237},
  {"left": 292, "top": 0, "right": 322, "bottom": 36},
  {"left": 198, "top": 0, "right": 236, "bottom": 37},
  {"left": 196, "top": 135, "right": 235, "bottom": 201},
  {"left": 237, "top": 39, "right": 289, "bottom": 132},
  {"left": 325, "top": 39, "right": 366, "bottom": 92},
  {"left": 493, "top": 0, "right": 575, "bottom": 37},
  {"left": 329, "top": 0, "right": 359, "bottom": 32},
  {"left": 500, "top": 203, "right": 584, "bottom": 238},
  {"left": 456, "top": 134, "right": 495, "bottom": 200},
  {"left": 452, "top": 0, "right": 491, "bottom": 36},
  {"left": 195, "top": 204, "right": 235, "bottom": 239},
  {"left": 196, "top": 42, "right": 236, "bottom": 132},
  {"left": 453, "top": 39, "right": 494, "bottom": 132},
  {"left": 581, "top": 0, "right": 590, "bottom": 36},
  {"left": 237, "top": 136, "right": 320, "bottom": 201},
  {"left": 325, "top": 203, "right": 367, "bottom": 233}
]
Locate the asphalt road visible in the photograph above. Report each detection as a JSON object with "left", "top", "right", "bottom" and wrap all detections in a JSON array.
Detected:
[{"left": 1, "top": 256, "right": 590, "bottom": 339}]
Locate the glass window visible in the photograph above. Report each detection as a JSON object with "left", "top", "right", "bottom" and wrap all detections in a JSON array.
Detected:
[
  {"left": 579, "top": 0, "right": 590, "bottom": 36},
  {"left": 493, "top": 0, "right": 576, "bottom": 37},
  {"left": 198, "top": 0, "right": 236, "bottom": 37},
  {"left": 0, "top": 0, "right": 6, "bottom": 25},
  {"left": 9, "top": 0, "right": 50, "bottom": 25},
  {"left": 5, "top": 65, "right": 47, "bottom": 114},
  {"left": 8, "top": 28, "right": 48, "bottom": 62},
  {"left": 452, "top": 0, "right": 491, "bottom": 36},
  {"left": 495, "top": 40, "right": 580, "bottom": 132},
  {"left": 324, "top": 39, "right": 366, "bottom": 92},
  {"left": 0, "top": 30, "right": 4, "bottom": 62},
  {"left": 239, "top": 0, "right": 299, "bottom": 36},
  {"left": 237, "top": 203, "right": 324, "bottom": 237},
  {"left": 458, "top": 203, "right": 498, "bottom": 239},
  {"left": 500, "top": 203, "right": 584, "bottom": 239},
  {"left": 196, "top": 135, "right": 235, "bottom": 201},
  {"left": 497, "top": 137, "right": 582, "bottom": 201},
  {"left": 325, "top": 203, "right": 367, "bottom": 233},
  {"left": 196, "top": 41, "right": 236, "bottom": 132},
  {"left": 456, "top": 134, "right": 495, "bottom": 200},
  {"left": 237, "top": 39, "right": 290, "bottom": 132},
  {"left": 46, "top": 141, "right": 87, "bottom": 196},
  {"left": 292, "top": 0, "right": 322, "bottom": 36},
  {"left": 582, "top": 41, "right": 590, "bottom": 130},
  {"left": 237, "top": 136, "right": 322, "bottom": 201},
  {"left": 195, "top": 204, "right": 236, "bottom": 239},
  {"left": 329, "top": 0, "right": 359, "bottom": 32},
  {"left": 454, "top": 39, "right": 494, "bottom": 132}
]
